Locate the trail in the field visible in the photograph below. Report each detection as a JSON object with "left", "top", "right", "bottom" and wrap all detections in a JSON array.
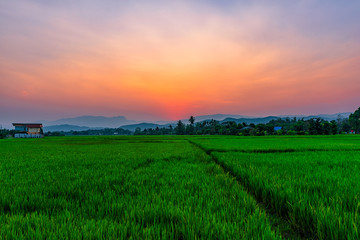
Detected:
[{"left": 187, "top": 139, "right": 306, "bottom": 240}]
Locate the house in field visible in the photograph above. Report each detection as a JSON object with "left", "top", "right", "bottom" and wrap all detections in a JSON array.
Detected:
[{"left": 12, "top": 123, "right": 44, "bottom": 138}]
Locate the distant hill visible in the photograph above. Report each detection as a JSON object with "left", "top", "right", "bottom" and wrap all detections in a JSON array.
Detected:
[
  {"left": 276, "top": 112, "right": 351, "bottom": 121},
  {"left": 120, "top": 123, "right": 170, "bottom": 131},
  {"left": 218, "top": 113, "right": 351, "bottom": 125},
  {"left": 43, "top": 124, "right": 94, "bottom": 132},
  {"left": 45, "top": 115, "right": 136, "bottom": 128},
  {"left": 220, "top": 116, "right": 280, "bottom": 124},
  {"left": 304, "top": 112, "right": 351, "bottom": 121},
  {"left": 41, "top": 112, "right": 352, "bottom": 132},
  {"left": 192, "top": 114, "right": 253, "bottom": 122}
]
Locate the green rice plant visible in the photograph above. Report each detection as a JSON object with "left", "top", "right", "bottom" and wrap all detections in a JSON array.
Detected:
[
  {"left": 212, "top": 150, "right": 360, "bottom": 239},
  {"left": 0, "top": 136, "right": 281, "bottom": 239},
  {"left": 191, "top": 135, "right": 360, "bottom": 153}
]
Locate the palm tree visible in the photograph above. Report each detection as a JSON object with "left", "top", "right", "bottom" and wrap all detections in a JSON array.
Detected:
[{"left": 189, "top": 116, "right": 195, "bottom": 125}]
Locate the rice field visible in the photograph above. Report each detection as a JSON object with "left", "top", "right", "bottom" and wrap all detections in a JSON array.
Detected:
[{"left": 0, "top": 135, "right": 359, "bottom": 239}]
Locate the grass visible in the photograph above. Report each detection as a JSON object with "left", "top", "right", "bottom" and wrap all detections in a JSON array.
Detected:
[
  {"left": 1, "top": 135, "right": 360, "bottom": 239},
  {"left": 211, "top": 151, "right": 360, "bottom": 239},
  {"left": 191, "top": 136, "right": 360, "bottom": 239},
  {"left": 190, "top": 135, "right": 360, "bottom": 153},
  {"left": 0, "top": 136, "right": 280, "bottom": 239}
]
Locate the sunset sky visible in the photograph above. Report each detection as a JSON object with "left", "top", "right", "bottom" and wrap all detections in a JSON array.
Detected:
[{"left": 1, "top": 0, "right": 360, "bottom": 125}]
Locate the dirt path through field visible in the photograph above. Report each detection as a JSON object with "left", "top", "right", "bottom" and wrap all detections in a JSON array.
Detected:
[{"left": 187, "top": 139, "right": 306, "bottom": 240}]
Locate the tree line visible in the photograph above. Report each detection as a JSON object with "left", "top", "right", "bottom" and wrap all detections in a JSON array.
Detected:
[
  {"left": 1, "top": 107, "right": 360, "bottom": 138},
  {"left": 135, "top": 107, "right": 360, "bottom": 136},
  {"left": 134, "top": 117, "right": 347, "bottom": 136},
  {"left": 44, "top": 128, "right": 132, "bottom": 137}
]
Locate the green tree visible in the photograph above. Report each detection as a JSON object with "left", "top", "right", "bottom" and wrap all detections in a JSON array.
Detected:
[
  {"left": 308, "top": 119, "right": 317, "bottom": 135},
  {"left": 340, "top": 119, "right": 351, "bottom": 133},
  {"left": 330, "top": 120, "right": 338, "bottom": 135},
  {"left": 134, "top": 127, "right": 142, "bottom": 135},
  {"left": 322, "top": 121, "right": 331, "bottom": 135},
  {"left": 349, "top": 107, "right": 360, "bottom": 133},
  {"left": 187, "top": 116, "right": 195, "bottom": 135},
  {"left": 175, "top": 120, "right": 185, "bottom": 135},
  {"left": 168, "top": 125, "right": 173, "bottom": 134},
  {"left": 189, "top": 116, "right": 195, "bottom": 125},
  {"left": 293, "top": 120, "right": 306, "bottom": 135}
]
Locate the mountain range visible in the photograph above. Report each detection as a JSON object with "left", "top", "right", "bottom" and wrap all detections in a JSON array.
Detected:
[
  {"left": 42, "top": 112, "right": 351, "bottom": 132},
  {"left": 44, "top": 115, "right": 135, "bottom": 128}
]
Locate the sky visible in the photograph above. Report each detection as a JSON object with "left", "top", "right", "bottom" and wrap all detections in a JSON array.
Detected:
[{"left": 1, "top": 0, "right": 360, "bottom": 125}]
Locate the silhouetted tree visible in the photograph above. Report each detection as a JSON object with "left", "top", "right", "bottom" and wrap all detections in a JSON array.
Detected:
[
  {"left": 175, "top": 120, "right": 185, "bottom": 135},
  {"left": 323, "top": 121, "right": 331, "bottom": 135},
  {"left": 349, "top": 107, "right": 360, "bottom": 133},
  {"left": 187, "top": 116, "right": 195, "bottom": 134},
  {"left": 189, "top": 116, "right": 195, "bottom": 125},
  {"left": 134, "top": 127, "right": 142, "bottom": 135},
  {"left": 330, "top": 120, "right": 338, "bottom": 135}
]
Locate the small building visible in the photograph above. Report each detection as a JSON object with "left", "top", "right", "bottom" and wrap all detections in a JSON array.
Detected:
[
  {"left": 274, "top": 126, "right": 282, "bottom": 131},
  {"left": 13, "top": 123, "right": 44, "bottom": 138}
]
